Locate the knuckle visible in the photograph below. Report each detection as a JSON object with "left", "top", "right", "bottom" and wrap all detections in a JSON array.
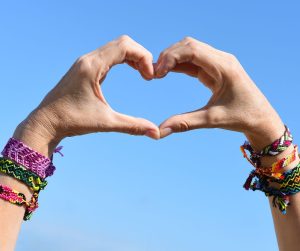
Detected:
[
  {"left": 117, "top": 35, "right": 131, "bottom": 49},
  {"left": 164, "top": 53, "right": 173, "bottom": 62},
  {"left": 129, "top": 126, "right": 144, "bottom": 135},
  {"left": 118, "top": 34, "right": 131, "bottom": 42},
  {"left": 159, "top": 51, "right": 167, "bottom": 59},
  {"left": 182, "top": 37, "right": 198, "bottom": 56},
  {"left": 182, "top": 36, "right": 195, "bottom": 43},
  {"left": 225, "top": 52, "right": 238, "bottom": 63},
  {"left": 205, "top": 109, "right": 224, "bottom": 128},
  {"left": 174, "top": 115, "right": 190, "bottom": 132},
  {"left": 146, "top": 51, "right": 153, "bottom": 61},
  {"left": 186, "top": 41, "right": 198, "bottom": 56},
  {"left": 222, "top": 52, "right": 242, "bottom": 78},
  {"left": 75, "top": 55, "right": 93, "bottom": 77}
]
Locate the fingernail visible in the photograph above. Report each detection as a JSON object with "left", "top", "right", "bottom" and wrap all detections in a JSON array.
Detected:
[
  {"left": 160, "top": 127, "right": 173, "bottom": 138},
  {"left": 145, "top": 130, "right": 159, "bottom": 140}
]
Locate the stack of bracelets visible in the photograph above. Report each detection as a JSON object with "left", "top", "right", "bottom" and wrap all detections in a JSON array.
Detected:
[
  {"left": 0, "top": 127, "right": 299, "bottom": 220},
  {"left": 0, "top": 138, "right": 62, "bottom": 220},
  {"left": 241, "top": 126, "right": 300, "bottom": 214}
]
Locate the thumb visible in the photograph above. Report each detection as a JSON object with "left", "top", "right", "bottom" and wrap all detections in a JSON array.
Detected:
[
  {"left": 110, "top": 111, "right": 160, "bottom": 140},
  {"left": 159, "top": 108, "right": 213, "bottom": 138}
]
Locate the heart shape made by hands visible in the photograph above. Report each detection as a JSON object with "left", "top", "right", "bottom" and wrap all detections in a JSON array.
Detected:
[{"left": 36, "top": 35, "right": 276, "bottom": 150}]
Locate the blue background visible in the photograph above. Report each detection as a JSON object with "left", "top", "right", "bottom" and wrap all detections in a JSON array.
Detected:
[{"left": 1, "top": 1, "right": 299, "bottom": 250}]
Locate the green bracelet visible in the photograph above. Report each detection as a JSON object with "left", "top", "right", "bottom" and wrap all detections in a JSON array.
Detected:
[{"left": 0, "top": 157, "right": 48, "bottom": 192}]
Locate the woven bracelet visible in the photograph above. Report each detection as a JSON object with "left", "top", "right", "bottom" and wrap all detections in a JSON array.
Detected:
[
  {"left": 243, "top": 145, "right": 298, "bottom": 190},
  {"left": 0, "top": 183, "right": 39, "bottom": 220},
  {"left": 250, "top": 162, "right": 300, "bottom": 214},
  {"left": 0, "top": 183, "right": 26, "bottom": 206},
  {"left": 1, "top": 138, "right": 59, "bottom": 179},
  {"left": 242, "top": 126, "right": 293, "bottom": 167},
  {"left": 0, "top": 157, "right": 47, "bottom": 192}
]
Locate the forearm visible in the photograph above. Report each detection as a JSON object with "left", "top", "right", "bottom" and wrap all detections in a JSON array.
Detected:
[
  {"left": 0, "top": 117, "right": 60, "bottom": 251},
  {"left": 266, "top": 146, "right": 300, "bottom": 251},
  {"left": 244, "top": 122, "right": 300, "bottom": 251}
]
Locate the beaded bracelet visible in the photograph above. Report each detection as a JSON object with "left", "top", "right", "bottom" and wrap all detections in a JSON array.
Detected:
[
  {"left": 0, "top": 184, "right": 38, "bottom": 220},
  {"left": 0, "top": 157, "right": 48, "bottom": 192},
  {"left": 242, "top": 126, "right": 293, "bottom": 167},
  {"left": 1, "top": 138, "right": 58, "bottom": 179}
]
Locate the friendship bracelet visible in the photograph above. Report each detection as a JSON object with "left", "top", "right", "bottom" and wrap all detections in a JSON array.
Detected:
[
  {"left": 1, "top": 138, "right": 58, "bottom": 179},
  {"left": 277, "top": 163, "right": 300, "bottom": 195},
  {"left": 241, "top": 126, "right": 300, "bottom": 214},
  {"left": 242, "top": 126, "right": 293, "bottom": 167},
  {"left": 242, "top": 145, "right": 298, "bottom": 190},
  {"left": 0, "top": 138, "right": 62, "bottom": 220},
  {"left": 271, "top": 145, "right": 298, "bottom": 177},
  {"left": 24, "top": 192, "right": 39, "bottom": 220},
  {"left": 0, "top": 183, "right": 39, "bottom": 220},
  {"left": 0, "top": 157, "right": 48, "bottom": 192},
  {"left": 251, "top": 162, "right": 300, "bottom": 214},
  {"left": 0, "top": 184, "right": 26, "bottom": 206}
]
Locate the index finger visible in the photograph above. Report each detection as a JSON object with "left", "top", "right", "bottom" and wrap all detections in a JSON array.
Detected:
[
  {"left": 94, "top": 35, "right": 154, "bottom": 80},
  {"left": 155, "top": 37, "right": 222, "bottom": 81}
]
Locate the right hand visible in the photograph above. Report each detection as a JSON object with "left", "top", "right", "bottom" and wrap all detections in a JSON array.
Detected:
[
  {"left": 13, "top": 35, "right": 160, "bottom": 156},
  {"left": 155, "top": 37, "right": 284, "bottom": 150}
]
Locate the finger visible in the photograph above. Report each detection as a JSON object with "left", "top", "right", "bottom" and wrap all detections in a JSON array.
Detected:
[
  {"left": 159, "top": 108, "right": 209, "bottom": 138},
  {"left": 110, "top": 111, "right": 160, "bottom": 140},
  {"left": 171, "top": 63, "right": 199, "bottom": 77},
  {"left": 155, "top": 37, "right": 222, "bottom": 82},
  {"left": 171, "top": 63, "right": 217, "bottom": 88},
  {"left": 125, "top": 59, "right": 153, "bottom": 81},
  {"left": 125, "top": 60, "right": 139, "bottom": 70},
  {"left": 95, "top": 35, "right": 154, "bottom": 80},
  {"left": 154, "top": 42, "right": 181, "bottom": 78},
  {"left": 159, "top": 105, "right": 226, "bottom": 138}
]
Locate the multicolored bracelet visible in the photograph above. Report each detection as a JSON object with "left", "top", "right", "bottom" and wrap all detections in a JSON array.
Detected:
[
  {"left": 241, "top": 126, "right": 300, "bottom": 214},
  {"left": 242, "top": 145, "right": 298, "bottom": 190},
  {"left": 0, "top": 184, "right": 26, "bottom": 205},
  {"left": 0, "top": 183, "right": 39, "bottom": 220},
  {"left": 251, "top": 162, "right": 300, "bottom": 214},
  {"left": 0, "top": 138, "right": 63, "bottom": 220},
  {"left": 0, "top": 157, "right": 47, "bottom": 192},
  {"left": 242, "top": 126, "right": 293, "bottom": 167},
  {"left": 1, "top": 138, "right": 57, "bottom": 179}
]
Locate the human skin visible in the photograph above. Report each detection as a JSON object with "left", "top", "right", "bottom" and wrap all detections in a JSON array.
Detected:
[
  {"left": 0, "top": 36, "right": 299, "bottom": 250},
  {"left": 155, "top": 37, "right": 300, "bottom": 250}
]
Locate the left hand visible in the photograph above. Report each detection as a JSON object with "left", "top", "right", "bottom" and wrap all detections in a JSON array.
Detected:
[{"left": 154, "top": 37, "right": 284, "bottom": 150}]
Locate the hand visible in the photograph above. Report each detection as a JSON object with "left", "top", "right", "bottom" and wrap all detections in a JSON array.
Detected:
[
  {"left": 155, "top": 37, "right": 284, "bottom": 150},
  {"left": 13, "top": 35, "right": 160, "bottom": 155}
]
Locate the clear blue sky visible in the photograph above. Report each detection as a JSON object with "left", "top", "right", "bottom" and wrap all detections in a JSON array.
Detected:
[{"left": 1, "top": 1, "right": 299, "bottom": 250}]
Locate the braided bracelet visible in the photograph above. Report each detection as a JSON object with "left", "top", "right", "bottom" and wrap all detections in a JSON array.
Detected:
[
  {"left": 242, "top": 145, "right": 298, "bottom": 190},
  {"left": 24, "top": 192, "right": 39, "bottom": 220},
  {"left": 242, "top": 126, "right": 293, "bottom": 167},
  {"left": 1, "top": 138, "right": 56, "bottom": 179},
  {"left": 251, "top": 162, "right": 300, "bottom": 214},
  {"left": 0, "top": 157, "right": 48, "bottom": 192},
  {"left": 0, "top": 184, "right": 39, "bottom": 220},
  {"left": 0, "top": 184, "right": 26, "bottom": 205}
]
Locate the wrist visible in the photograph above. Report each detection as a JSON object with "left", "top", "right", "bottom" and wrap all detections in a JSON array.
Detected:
[
  {"left": 243, "top": 112, "right": 285, "bottom": 152},
  {"left": 12, "top": 108, "right": 62, "bottom": 157}
]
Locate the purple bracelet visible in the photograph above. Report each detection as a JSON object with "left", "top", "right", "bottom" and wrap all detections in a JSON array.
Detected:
[{"left": 1, "top": 138, "right": 58, "bottom": 179}]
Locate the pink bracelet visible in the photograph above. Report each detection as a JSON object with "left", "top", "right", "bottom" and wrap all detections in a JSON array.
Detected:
[
  {"left": 1, "top": 138, "right": 56, "bottom": 179},
  {"left": 0, "top": 184, "right": 39, "bottom": 220},
  {"left": 0, "top": 184, "right": 26, "bottom": 205}
]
